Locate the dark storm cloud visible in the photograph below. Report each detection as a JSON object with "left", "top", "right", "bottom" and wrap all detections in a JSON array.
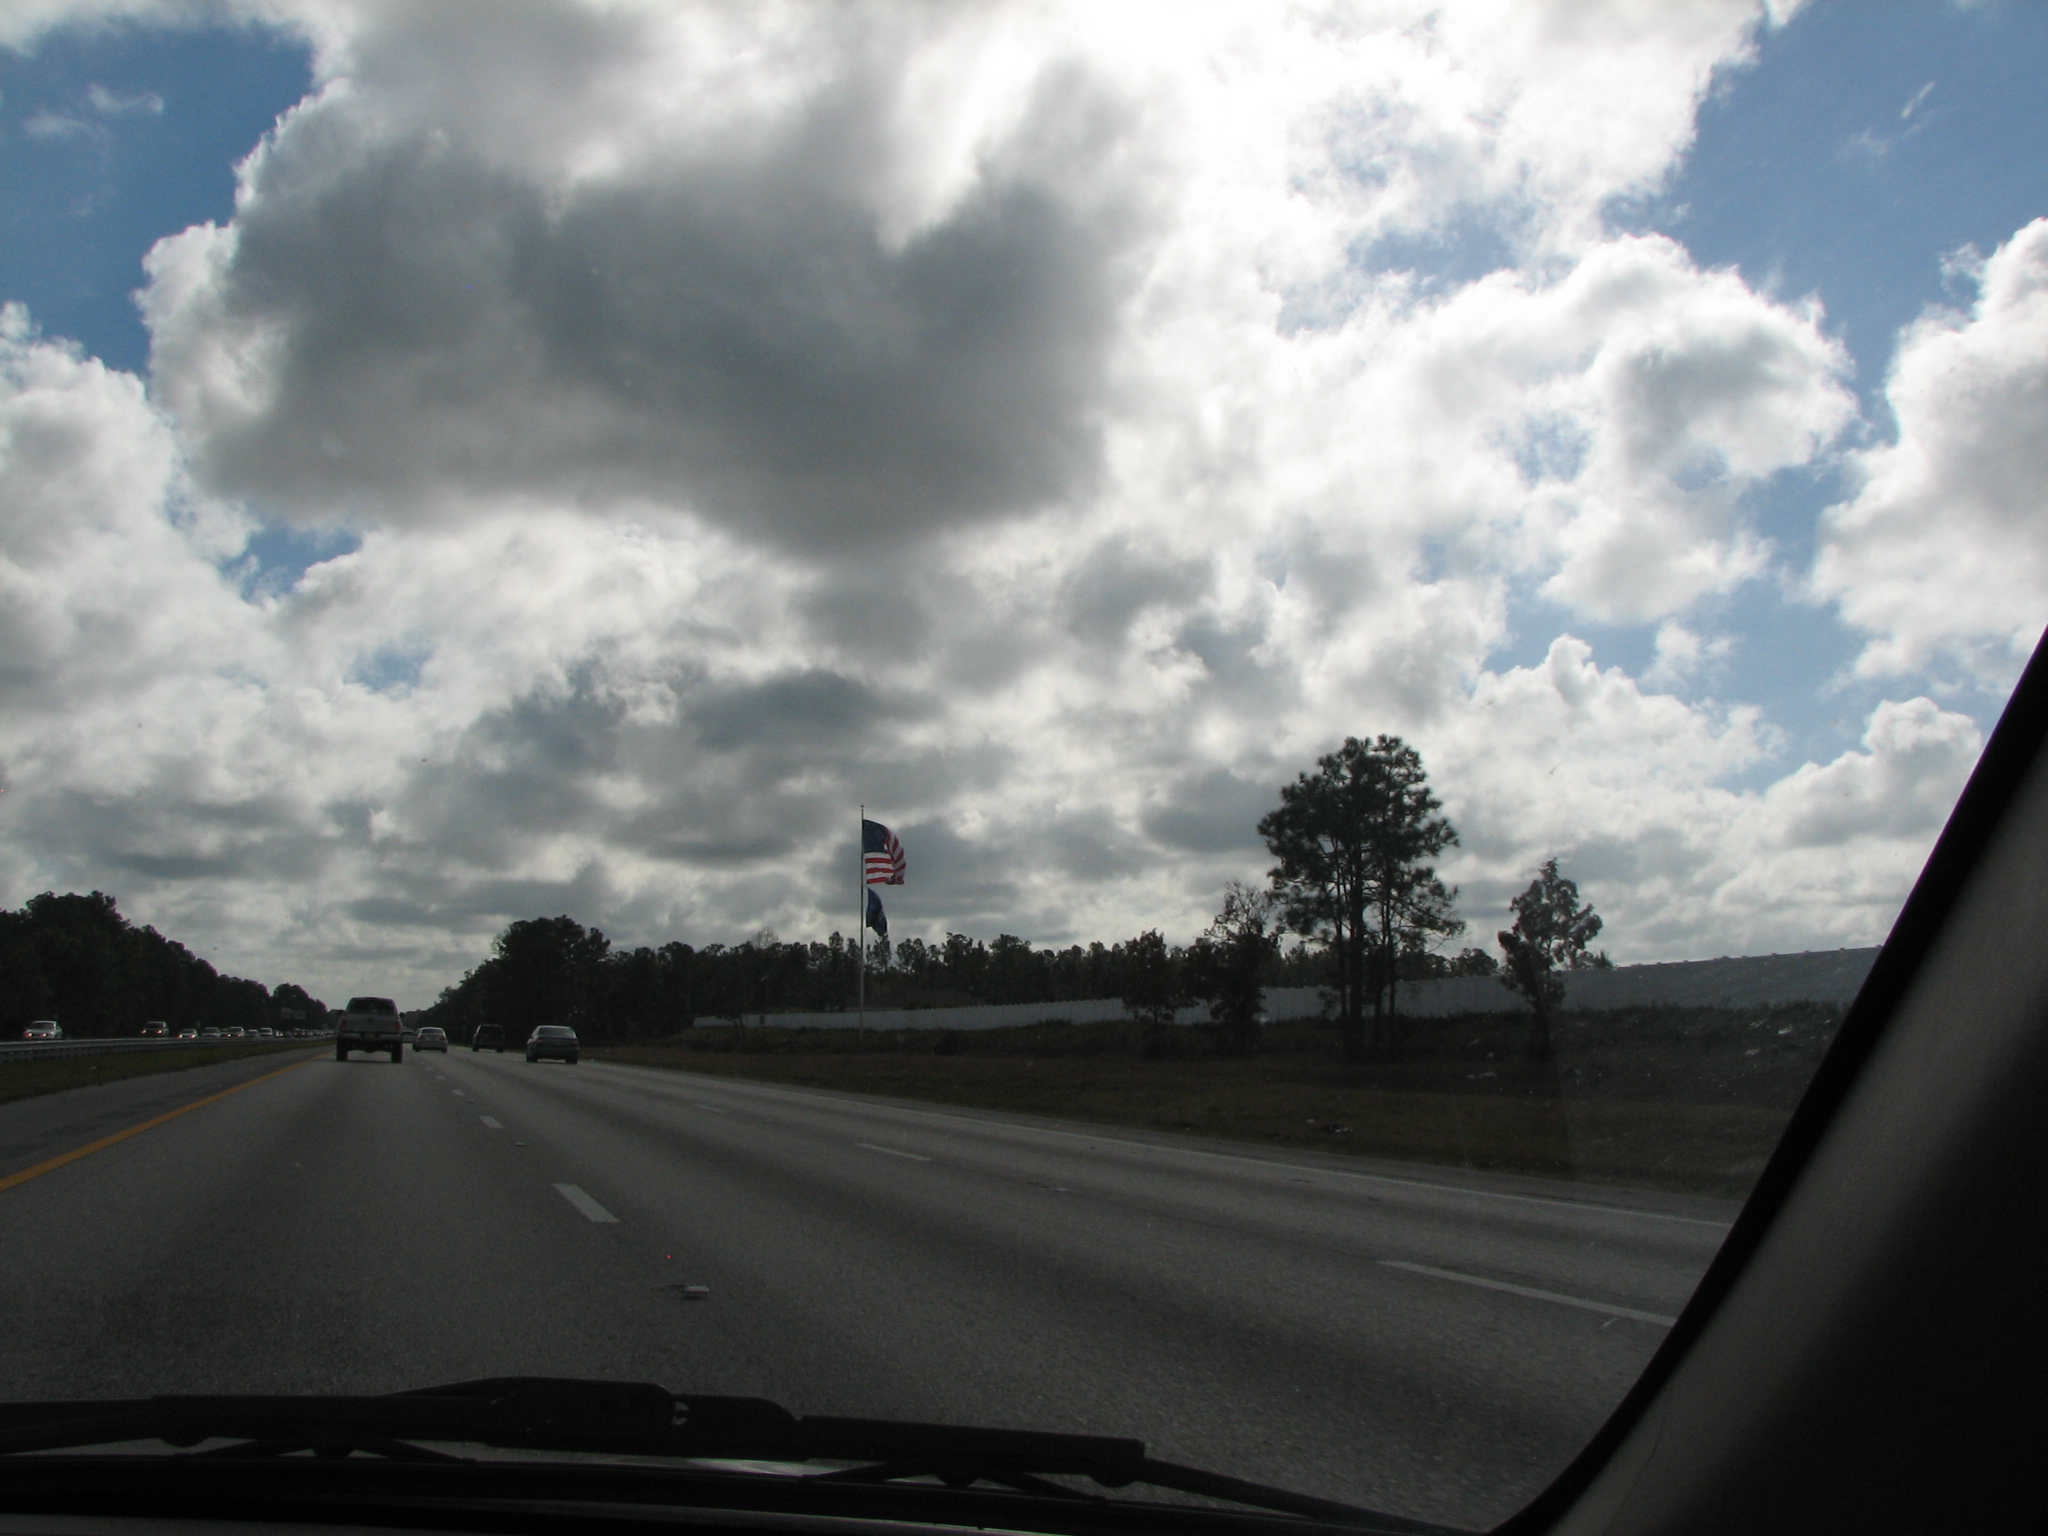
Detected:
[
  {"left": 395, "top": 678, "right": 627, "bottom": 870},
  {"left": 687, "top": 668, "right": 923, "bottom": 753},
  {"left": 26, "top": 783, "right": 333, "bottom": 889},
  {"left": 378, "top": 663, "right": 948, "bottom": 899},
  {"left": 868, "top": 818, "right": 1022, "bottom": 932},
  {"left": 1061, "top": 538, "right": 1210, "bottom": 647},
  {"left": 148, "top": 45, "right": 1154, "bottom": 551},
  {"left": 1140, "top": 767, "right": 1274, "bottom": 854}
]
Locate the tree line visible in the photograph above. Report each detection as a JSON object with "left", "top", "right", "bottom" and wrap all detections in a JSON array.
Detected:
[
  {"left": 417, "top": 917, "right": 1372, "bottom": 1047},
  {"left": 423, "top": 732, "right": 1608, "bottom": 1062},
  {"left": 0, "top": 891, "right": 328, "bottom": 1037}
]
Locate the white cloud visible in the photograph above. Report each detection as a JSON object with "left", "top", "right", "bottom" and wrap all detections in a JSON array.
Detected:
[
  {"left": 1814, "top": 217, "right": 2048, "bottom": 685},
  {"left": 84, "top": 82, "right": 163, "bottom": 115},
  {"left": 1644, "top": 620, "right": 1732, "bottom": 691},
  {"left": 24, "top": 109, "right": 92, "bottom": 140}
]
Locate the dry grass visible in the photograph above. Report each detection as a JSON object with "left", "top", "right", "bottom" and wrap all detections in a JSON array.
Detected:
[
  {"left": 592, "top": 1046, "right": 1791, "bottom": 1198},
  {"left": 0, "top": 1041, "right": 313, "bottom": 1106}
]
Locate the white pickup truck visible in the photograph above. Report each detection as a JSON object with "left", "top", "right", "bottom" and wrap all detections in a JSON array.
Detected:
[{"left": 336, "top": 996, "right": 404, "bottom": 1062}]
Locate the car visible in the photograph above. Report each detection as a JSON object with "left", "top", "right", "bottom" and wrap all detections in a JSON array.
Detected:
[
  {"left": 21, "top": 1022, "right": 62, "bottom": 1041},
  {"left": 176, "top": 1029, "right": 198, "bottom": 1040},
  {"left": 198, "top": 1026, "right": 220, "bottom": 1039},
  {"left": 414, "top": 1026, "right": 448, "bottom": 1052},
  {"left": 138, "top": 1022, "right": 168, "bottom": 1038},
  {"left": 472, "top": 1024, "right": 505, "bottom": 1052},
  {"left": 223, "top": 1027, "right": 245, "bottom": 1039},
  {"left": 256, "top": 1026, "right": 277, "bottom": 1038},
  {"left": 336, "top": 996, "right": 404, "bottom": 1062},
  {"left": 525, "top": 1025, "right": 579, "bottom": 1064}
]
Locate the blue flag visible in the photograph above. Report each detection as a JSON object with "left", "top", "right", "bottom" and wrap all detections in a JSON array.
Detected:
[{"left": 865, "top": 887, "right": 889, "bottom": 940}]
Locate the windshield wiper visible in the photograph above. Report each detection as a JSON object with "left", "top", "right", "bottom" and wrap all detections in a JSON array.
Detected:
[{"left": 0, "top": 1376, "right": 1441, "bottom": 1530}]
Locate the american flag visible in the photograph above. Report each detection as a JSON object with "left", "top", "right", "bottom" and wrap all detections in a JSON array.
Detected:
[{"left": 862, "top": 818, "right": 906, "bottom": 885}]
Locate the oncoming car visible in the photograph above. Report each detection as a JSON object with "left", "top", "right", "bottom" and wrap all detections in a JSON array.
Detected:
[{"left": 525, "top": 1026, "right": 579, "bottom": 1064}]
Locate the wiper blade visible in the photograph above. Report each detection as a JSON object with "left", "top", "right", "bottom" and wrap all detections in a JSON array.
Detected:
[{"left": 0, "top": 1377, "right": 1438, "bottom": 1530}]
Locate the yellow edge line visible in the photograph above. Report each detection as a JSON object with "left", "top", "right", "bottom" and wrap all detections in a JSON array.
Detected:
[{"left": 0, "top": 1054, "right": 317, "bottom": 1195}]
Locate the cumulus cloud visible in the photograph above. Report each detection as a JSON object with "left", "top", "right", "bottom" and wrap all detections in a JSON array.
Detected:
[
  {"left": 1644, "top": 620, "right": 1731, "bottom": 691},
  {"left": 140, "top": 5, "right": 1158, "bottom": 549},
  {"left": 0, "top": 0, "right": 1998, "bottom": 1004},
  {"left": 1814, "top": 217, "right": 2048, "bottom": 685}
]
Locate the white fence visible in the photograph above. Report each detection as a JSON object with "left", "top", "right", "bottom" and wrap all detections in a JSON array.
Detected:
[{"left": 720, "top": 947, "right": 1882, "bottom": 1033}]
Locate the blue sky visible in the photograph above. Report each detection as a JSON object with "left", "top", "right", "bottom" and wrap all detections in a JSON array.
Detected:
[{"left": 0, "top": 21, "right": 310, "bottom": 374}]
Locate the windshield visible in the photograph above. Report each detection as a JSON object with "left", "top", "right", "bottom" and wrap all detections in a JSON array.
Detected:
[{"left": 0, "top": 3, "right": 2041, "bottom": 1529}]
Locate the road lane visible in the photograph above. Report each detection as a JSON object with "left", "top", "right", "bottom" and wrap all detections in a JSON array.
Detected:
[
  {"left": 430, "top": 1053, "right": 1731, "bottom": 1524},
  {"left": 0, "top": 1049, "right": 324, "bottom": 1183},
  {"left": 0, "top": 1048, "right": 1741, "bottom": 1529}
]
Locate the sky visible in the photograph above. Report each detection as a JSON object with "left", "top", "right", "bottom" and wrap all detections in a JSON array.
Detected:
[{"left": 1, "top": 0, "right": 2045, "bottom": 1007}]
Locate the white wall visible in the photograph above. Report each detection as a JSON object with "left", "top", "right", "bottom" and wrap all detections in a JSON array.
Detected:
[{"left": 721, "top": 948, "right": 1880, "bottom": 1031}]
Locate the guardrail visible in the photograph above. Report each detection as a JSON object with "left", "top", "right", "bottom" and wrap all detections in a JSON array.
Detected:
[{"left": 0, "top": 1036, "right": 322, "bottom": 1064}]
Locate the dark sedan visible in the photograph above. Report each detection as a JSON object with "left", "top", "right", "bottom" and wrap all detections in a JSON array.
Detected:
[{"left": 525, "top": 1025, "right": 579, "bottom": 1064}]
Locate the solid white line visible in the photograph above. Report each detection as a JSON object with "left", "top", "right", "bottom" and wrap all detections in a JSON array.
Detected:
[
  {"left": 554, "top": 1183, "right": 619, "bottom": 1223},
  {"left": 480, "top": 1116, "right": 503, "bottom": 1130},
  {"left": 1380, "top": 1260, "right": 1677, "bottom": 1326},
  {"left": 856, "top": 1143, "right": 932, "bottom": 1162}
]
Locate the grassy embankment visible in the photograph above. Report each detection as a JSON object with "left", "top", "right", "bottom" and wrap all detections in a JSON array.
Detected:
[
  {"left": 0, "top": 1040, "right": 314, "bottom": 1107},
  {"left": 592, "top": 1003, "right": 1842, "bottom": 1200}
]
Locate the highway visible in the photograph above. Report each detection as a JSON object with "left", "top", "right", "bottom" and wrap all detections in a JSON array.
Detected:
[{"left": 0, "top": 1048, "right": 1737, "bottom": 1529}]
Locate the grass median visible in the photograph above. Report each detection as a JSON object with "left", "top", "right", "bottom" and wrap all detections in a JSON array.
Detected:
[
  {"left": 0, "top": 1041, "right": 316, "bottom": 1107},
  {"left": 590, "top": 1010, "right": 1830, "bottom": 1200}
]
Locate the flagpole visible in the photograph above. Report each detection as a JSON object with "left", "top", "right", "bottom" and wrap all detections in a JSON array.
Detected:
[{"left": 857, "top": 803, "right": 866, "bottom": 1047}]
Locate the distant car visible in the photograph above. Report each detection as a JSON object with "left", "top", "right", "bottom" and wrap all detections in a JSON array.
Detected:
[
  {"left": 22, "top": 1021, "right": 62, "bottom": 1041},
  {"left": 472, "top": 1024, "right": 505, "bottom": 1053},
  {"left": 256, "top": 1026, "right": 277, "bottom": 1038},
  {"left": 177, "top": 1029, "right": 198, "bottom": 1040},
  {"left": 199, "top": 1027, "right": 221, "bottom": 1039},
  {"left": 139, "top": 1022, "right": 168, "bottom": 1038},
  {"left": 526, "top": 1025, "right": 579, "bottom": 1064},
  {"left": 414, "top": 1026, "right": 448, "bottom": 1052},
  {"left": 223, "top": 1027, "right": 245, "bottom": 1039}
]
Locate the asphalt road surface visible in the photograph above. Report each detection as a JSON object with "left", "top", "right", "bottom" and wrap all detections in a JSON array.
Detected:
[{"left": 0, "top": 1048, "right": 1737, "bottom": 1528}]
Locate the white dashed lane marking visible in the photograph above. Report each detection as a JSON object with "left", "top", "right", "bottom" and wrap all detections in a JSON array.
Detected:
[
  {"left": 554, "top": 1183, "right": 619, "bottom": 1223},
  {"left": 856, "top": 1143, "right": 932, "bottom": 1163},
  {"left": 480, "top": 1116, "right": 503, "bottom": 1130}
]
